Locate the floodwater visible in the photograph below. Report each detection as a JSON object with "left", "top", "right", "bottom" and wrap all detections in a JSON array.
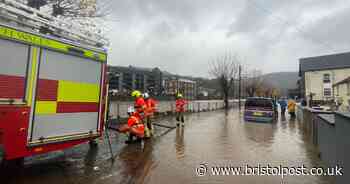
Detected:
[{"left": 0, "top": 108, "right": 335, "bottom": 184}]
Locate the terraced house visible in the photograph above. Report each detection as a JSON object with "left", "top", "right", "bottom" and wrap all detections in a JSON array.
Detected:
[
  {"left": 333, "top": 76, "right": 350, "bottom": 111},
  {"left": 299, "top": 52, "right": 350, "bottom": 106}
]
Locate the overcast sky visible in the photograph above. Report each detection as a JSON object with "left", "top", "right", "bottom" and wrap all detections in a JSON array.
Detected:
[{"left": 105, "top": 0, "right": 350, "bottom": 78}]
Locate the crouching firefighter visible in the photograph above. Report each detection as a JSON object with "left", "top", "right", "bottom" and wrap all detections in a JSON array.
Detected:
[
  {"left": 131, "top": 90, "right": 151, "bottom": 137},
  {"left": 117, "top": 106, "right": 145, "bottom": 144},
  {"left": 175, "top": 93, "right": 187, "bottom": 126},
  {"left": 143, "top": 93, "right": 157, "bottom": 137}
]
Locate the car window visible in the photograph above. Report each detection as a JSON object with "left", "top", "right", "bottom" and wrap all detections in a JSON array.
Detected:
[{"left": 245, "top": 99, "right": 272, "bottom": 108}]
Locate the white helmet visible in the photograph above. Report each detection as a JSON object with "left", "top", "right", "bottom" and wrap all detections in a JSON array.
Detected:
[
  {"left": 142, "top": 92, "right": 150, "bottom": 99},
  {"left": 127, "top": 106, "right": 135, "bottom": 114}
]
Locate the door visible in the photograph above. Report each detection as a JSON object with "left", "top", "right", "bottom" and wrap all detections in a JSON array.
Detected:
[{"left": 29, "top": 48, "right": 103, "bottom": 143}]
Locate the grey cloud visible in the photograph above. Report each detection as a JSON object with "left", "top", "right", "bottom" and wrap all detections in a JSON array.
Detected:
[
  {"left": 303, "top": 5, "right": 350, "bottom": 50},
  {"left": 106, "top": 0, "right": 350, "bottom": 77}
]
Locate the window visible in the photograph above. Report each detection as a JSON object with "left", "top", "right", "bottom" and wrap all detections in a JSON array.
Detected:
[
  {"left": 323, "top": 73, "right": 331, "bottom": 83},
  {"left": 324, "top": 88, "right": 332, "bottom": 97},
  {"left": 245, "top": 98, "right": 273, "bottom": 108}
]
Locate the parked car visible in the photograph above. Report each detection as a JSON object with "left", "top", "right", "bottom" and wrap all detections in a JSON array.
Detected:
[{"left": 244, "top": 97, "right": 276, "bottom": 122}]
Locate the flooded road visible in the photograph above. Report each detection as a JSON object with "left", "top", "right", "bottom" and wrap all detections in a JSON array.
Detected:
[{"left": 1, "top": 108, "right": 335, "bottom": 184}]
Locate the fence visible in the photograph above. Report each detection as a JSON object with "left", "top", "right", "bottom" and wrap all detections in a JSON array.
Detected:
[
  {"left": 109, "top": 100, "right": 237, "bottom": 118},
  {"left": 296, "top": 105, "right": 333, "bottom": 145},
  {"left": 334, "top": 113, "right": 350, "bottom": 184},
  {"left": 296, "top": 105, "right": 350, "bottom": 184},
  {"left": 316, "top": 114, "right": 336, "bottom": 167}
]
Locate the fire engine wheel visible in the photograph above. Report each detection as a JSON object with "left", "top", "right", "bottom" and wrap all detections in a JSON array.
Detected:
[{"left": 0, "top": 157, "right": 24, "bottom": 169}]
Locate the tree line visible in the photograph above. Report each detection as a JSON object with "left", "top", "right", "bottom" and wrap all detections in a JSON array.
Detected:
[{"left": 209, "top": 53, "right": 280, "bottom": 109}]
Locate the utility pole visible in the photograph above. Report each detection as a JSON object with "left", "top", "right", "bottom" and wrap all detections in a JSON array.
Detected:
[{"left": 238, "top": 65, "right": 242, "bottom": 109}]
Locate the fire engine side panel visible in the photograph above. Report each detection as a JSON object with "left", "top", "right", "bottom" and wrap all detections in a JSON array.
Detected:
[
  {"left": 39, "top": 50, "right": 101, "bottom": 84},
  {"left": 29, "top": 49, "right": 103, "bottom": 142},
  {"left": 0, "top": 39, "right": 29, "bottom": 101},
  {"left": 32, "top": 113, "right": 98, "bottom": 139},
  {"left": 0, "top": 24, "right": 107, "bottom": 159}
]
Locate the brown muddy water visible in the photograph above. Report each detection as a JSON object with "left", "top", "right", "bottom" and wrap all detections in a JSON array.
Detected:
[{"left": 0, "top": 108, "right": 335, "bottom": 184}]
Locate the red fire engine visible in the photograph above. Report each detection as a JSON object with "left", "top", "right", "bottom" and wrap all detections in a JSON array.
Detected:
[{"left": 0, "top": 1, "right": 108, "bottom": 164}]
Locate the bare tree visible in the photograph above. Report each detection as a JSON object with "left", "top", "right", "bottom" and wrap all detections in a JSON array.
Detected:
[
  {"left": 25, "top": 0, "right": 110, "bottom": 17},
  {"left": 209, "top": 54, "right": 240, "bottom": 109},
  {"left": 19, "top": 0, "right": 111, "bottom": 43},
  {"left": 245, "top": 69, "right": 264, "bottom": 97}
]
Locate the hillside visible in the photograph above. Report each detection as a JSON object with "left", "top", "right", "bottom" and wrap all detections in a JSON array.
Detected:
[{"left": 262, "top": 72, "right": 299, "bottom": 95}]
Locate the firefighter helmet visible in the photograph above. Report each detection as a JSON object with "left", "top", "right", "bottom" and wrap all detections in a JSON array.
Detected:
[
  {"left": 142, "top": 92, "right": 150, "bottom": 99},
  {"left": 131, "top": 90, "right": 142, "bottom": 98},
  {"left": 176, "top": 93, "right": 183, "bottom": 98}
]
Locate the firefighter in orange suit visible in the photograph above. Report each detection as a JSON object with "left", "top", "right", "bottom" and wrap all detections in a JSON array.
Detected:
[
  {"left": 131, "top": 90, "right": 146, "bottom": 118},
  {"left": 175, "top": 93, "right": 187, "bottom": 126},
  {"left": 131, "top": 90, "right": 151, "bottom": 137},
  {"left": 117, "top": 106, "right": 144, "bottom": 144},
  {"left": 143, "top": 92, "right": 157, "bottom": 136}
]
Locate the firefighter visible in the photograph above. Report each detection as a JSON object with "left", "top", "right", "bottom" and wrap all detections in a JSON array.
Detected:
[
  {"left": 143, "top": 92, "right": 157, "bottom": 137},
  {"left": 131, "top": 90, "right": 146, "bottom": 117},
  {"left": 131, "top": 90, "right": 151, "bottom": 137},
  {"left": 118, "top": 106, "right": 145, "bottom": 144},
  {"left": 175, "top": 93, "right": 187, "bottom": 126}
]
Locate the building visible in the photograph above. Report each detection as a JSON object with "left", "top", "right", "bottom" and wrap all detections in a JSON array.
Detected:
[
  {"left": 299, "top": 52, "right": 350, "bottom": 105},
  {"left": 108, "top": 65, "right": 197, "bottom": 99},
  {"left": 333, "top": 76, "right": 350, "bottom": 112},
  {"left": 197, "top": 87, "right": 219, "bottom": 99},
  {"left": 108, "top": 66, "right": 163, "bottom": 95},
  {"left": 163, "top": 76, "right": 197, "bottom": 100}
]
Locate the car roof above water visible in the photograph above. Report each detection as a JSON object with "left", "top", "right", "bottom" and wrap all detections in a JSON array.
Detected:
[
  {"left": 246, "top": 97, "right": 273, "bottom": 101},
  {"left": 245, "top": 97, "right": 273, "bottom": 107}
]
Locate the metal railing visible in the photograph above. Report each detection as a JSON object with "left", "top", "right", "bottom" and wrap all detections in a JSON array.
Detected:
[{"left": 109, "top": 100, "right": 237, "bottom": 118}]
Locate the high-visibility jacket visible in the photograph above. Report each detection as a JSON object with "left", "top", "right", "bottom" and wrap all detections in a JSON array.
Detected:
[
  {"left": 127, "top": 114, "right": 141, "bottom": 127},
  {"left": 127, "top": 113, "right": 144, "bottom": 137},
  {"left": 145, "top": 98, "right": 157, "bottom": 117},
  {"left": 287, "top": 100, "right": 296, "bottom": 113},
  {"left": 176, "top": 99, "right": 187, "bottom": 112}
]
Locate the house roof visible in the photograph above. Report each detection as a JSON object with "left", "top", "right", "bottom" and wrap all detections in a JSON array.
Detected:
[
  {"left": 299, "top": 52, "right": 350, "bottom": 76},
  {"left": 333, "top": 76, "right": 350, "bottom": 87}
]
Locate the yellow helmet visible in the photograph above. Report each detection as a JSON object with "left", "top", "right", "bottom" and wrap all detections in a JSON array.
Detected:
[
  {"left": 176, "top": 93, "right": 183, "bottom": 98},
  {"left": 131, "top": 90, "right": 142, "bottom": 97}
]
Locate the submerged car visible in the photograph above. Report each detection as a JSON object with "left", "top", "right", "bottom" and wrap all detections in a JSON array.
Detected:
[{"left": 244, "top": 97, "right": 276, "bottom": 122}]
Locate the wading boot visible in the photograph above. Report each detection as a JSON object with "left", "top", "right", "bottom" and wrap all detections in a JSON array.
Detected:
[
  {"left": 144, "top": 126, "right": 151, "bottom": 138},
  {"left": 125, "top": 134, "right": 134, "bottom": 144}
]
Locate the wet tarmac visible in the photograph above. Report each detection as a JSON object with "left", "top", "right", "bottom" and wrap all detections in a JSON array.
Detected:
[{"left": 1, "top": 108, "right": 335, "bottom": 184}]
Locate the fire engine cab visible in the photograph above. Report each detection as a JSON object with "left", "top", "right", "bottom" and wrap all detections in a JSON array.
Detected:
[{"left": 0, "top": 1, "right": 108, "bottom": 164}]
